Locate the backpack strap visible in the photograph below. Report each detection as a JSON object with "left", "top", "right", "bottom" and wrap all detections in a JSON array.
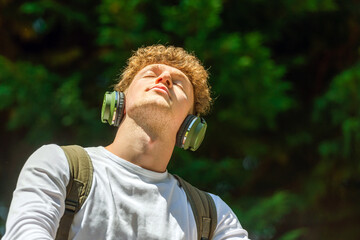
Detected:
[
  {"left": 173, "top": 175, "right": 217, "bottom": 240},
  {"left": 55, "top": 145, "right": 94, "bottom": 240}
]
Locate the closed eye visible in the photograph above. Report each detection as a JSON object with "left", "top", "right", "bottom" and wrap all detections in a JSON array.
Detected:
[
  {"left": 143, "top": 70, "right": 157, "bottom": 78},
  {"left": 173, "top": 81, "right": 184, "bottom": 90}
]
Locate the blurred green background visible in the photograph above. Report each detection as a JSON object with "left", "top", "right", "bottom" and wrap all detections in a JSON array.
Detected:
[{"left": 1, "top": 0, "right": 360, "bottom": 239}]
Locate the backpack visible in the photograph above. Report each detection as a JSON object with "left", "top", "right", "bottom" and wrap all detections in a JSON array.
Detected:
[{"left": 55, "top": 145, "right": 217, "bottom": 240}]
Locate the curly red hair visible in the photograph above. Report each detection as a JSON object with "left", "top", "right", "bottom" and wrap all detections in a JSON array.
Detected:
[{"left": 114, "top": 45, "right": 211, "bottom": 115}]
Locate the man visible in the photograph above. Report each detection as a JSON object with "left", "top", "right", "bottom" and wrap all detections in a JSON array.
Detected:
[{"left": 4, "top": 45, "right": 249, "bottom": 239}]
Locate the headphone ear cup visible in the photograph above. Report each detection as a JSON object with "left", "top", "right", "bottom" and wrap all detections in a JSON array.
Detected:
[
  {"left": 114, "top": 92, "right": 125, "bottom": 126},
  {"left": 176, "top": 115, "right": 207, "bottom": 151},
  {"left": 176, "top": 115, "right": 195, "bottom": 148},
  {"left": 101, "top": 91, "right": 125, "bottom": 126}
]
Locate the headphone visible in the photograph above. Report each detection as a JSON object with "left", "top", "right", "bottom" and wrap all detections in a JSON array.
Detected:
[{"left": 101, "top": 91, "right": 207, "bottom": 151}]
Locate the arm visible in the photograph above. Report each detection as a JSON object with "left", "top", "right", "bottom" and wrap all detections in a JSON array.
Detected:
[
  {"left": 3, "top": 144, "right": 69, "bottom": 240},
  {"left": 211, "top": 194, "right": 250, "bottom": 240}
]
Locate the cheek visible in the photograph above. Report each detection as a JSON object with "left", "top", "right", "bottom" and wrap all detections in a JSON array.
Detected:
[
  {"left": 124, "top": 86, "right": 138, "bottom": 109},
  {"left": 178, "top": 96, "right": 193, "bottom": 116},
  {"left": 183, "top": 91, "right": 194, "bottom": 111}
]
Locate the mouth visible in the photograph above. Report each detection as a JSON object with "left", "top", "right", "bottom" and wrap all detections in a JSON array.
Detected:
[{"left": 149, "top": 85, "right": 170, "bottom": 97}]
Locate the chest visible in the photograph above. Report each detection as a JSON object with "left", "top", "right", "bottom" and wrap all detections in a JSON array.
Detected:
[{"left": 70, "top": 165, "right": 197, "bottom": 240}]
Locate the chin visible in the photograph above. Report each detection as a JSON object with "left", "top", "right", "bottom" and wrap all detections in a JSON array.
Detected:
[
  {"left": 128, "top": 98, "right": 172, "bottom": 118},
  {"left": 138, "top": 96, "right": 170, "bottom": 110},
  {"left": 127, "top": 100, "right": 175, "bottom": 136}
]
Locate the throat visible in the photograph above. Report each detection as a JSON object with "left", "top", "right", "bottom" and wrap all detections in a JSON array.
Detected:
[{"left": 106, "top": 117, "right": 176, "bottom": 173}]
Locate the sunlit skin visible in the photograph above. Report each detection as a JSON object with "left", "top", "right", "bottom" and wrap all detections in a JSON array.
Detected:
[{"left": 105, "top": 64, "right": 194, "bottom": 172}]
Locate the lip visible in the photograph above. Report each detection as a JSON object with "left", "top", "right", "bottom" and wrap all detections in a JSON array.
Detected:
[{"left": 149, "top": 85, "right": 170, "bottom": 96}]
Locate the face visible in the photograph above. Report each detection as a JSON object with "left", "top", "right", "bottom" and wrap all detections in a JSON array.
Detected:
[{"left": 124, "top": 64, "right": 194, "bottom": 130}]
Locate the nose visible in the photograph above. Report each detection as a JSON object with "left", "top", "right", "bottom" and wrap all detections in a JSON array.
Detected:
[{"left": 155, "top": 71, "right": 173, "bottom": 88}]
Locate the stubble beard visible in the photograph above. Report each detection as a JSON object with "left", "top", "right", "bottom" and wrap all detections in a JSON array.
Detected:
[{"left": 126, "top": 96, "right": 174, "bottom": 140}]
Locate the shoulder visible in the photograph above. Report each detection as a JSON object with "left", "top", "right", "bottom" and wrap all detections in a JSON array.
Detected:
[
  {"left": 208, "top": 193, "right": 250, "bottom": 240},
  {"left": 4, "top": 144, "right": 70, "bottom": 239},
  {"left": 29, "top": 144, "right": 65, "bottom": 159},
  {"left": 20, "top": 144, "right": 70, "bottom": 186},
  {"left": 25, "top": 144, "right": 68, "bottom": 168},
  {"left": 171, "top": 175, "right": 250, "bottom": 239}
]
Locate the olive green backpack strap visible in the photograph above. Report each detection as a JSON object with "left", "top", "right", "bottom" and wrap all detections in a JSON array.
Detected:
[
  {"left": 55, "top": 145, "right": 94, "bottom": 240},
  {"left": 173, "top": 175, "right": 217, "bottom": 240}
]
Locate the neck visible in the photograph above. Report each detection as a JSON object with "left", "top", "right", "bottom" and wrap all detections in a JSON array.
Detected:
[{"left": 105, "top": 115, "right": 176, "bottom": 173}]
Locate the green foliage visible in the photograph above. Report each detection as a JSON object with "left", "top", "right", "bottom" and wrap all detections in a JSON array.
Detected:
[
  {"left": 1, "top": 0, "right": 360, "bottom": 239},
  {"left": 170, "top": 149, "right": 247, "bottom": 195},
  {"left": 235, "top": 191, "right": 300, "bottom": 240},
  {"left": 313, "top": 62, "right": 360, "bottom": 159},
  {"left": 20, "top": 1, "right": 88, "bottom": 24},
  {"left": 283, "top": 0, "right": 337, "bottom": 12},
  {"left": 160, "top": 0, "right": 222, "bottom": 38},
  {"left": 0, "top": 202, "right": 7, "bottom": 237},
  {"left": 278, "top": 228, "right": 307, "bottom": 240},
  {"left": 208, "top": 32, "right": 293, "bottom": 131},
  {"left": 0, "top": 56, "right": 97, "bottom": 143}
]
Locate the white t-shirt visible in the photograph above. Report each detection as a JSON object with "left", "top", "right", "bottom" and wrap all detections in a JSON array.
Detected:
[{"left": 3, "top": 144, "right": 249, "bottom": 240}]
